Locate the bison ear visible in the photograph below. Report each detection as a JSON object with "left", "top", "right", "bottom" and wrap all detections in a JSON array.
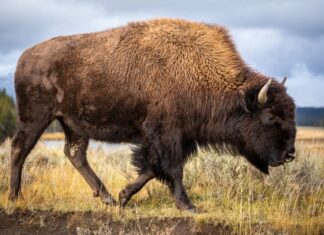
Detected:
[{"left": 239, "top": 89, "right": 258, "bottom": 113}]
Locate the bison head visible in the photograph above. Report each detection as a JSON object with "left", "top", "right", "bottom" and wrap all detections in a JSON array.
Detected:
[{"left": 238, "top": 77, "right": 296, "bottom": 174}]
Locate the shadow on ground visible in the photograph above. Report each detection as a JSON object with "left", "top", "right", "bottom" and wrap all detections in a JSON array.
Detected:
[{"left": 0, "top": 209, "right": 230, "bottom": 235}]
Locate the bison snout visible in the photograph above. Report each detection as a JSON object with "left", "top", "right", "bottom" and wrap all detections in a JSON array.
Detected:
[
  {"left": 285, "top": 152, "right": 296, "bottom": 163},
  {"left": 269, "top": 151, "right": 296, "bottom": 167},
  {"left": 268, "top": 150, "right": 296, "bottom": 167}
]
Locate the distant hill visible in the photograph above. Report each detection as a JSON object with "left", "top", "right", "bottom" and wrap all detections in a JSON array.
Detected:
[{"left": 296, "top": 107, "right": 324, "bottom": 126}]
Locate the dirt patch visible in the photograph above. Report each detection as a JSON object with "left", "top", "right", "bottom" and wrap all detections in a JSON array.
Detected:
[{"left": 0, "top": 209, "right": 230, "bottom": 235}]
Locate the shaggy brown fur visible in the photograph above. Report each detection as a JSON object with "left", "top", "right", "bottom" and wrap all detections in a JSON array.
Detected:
[{"left": 10, "top": 18, "right": 296, "bottom": 212}]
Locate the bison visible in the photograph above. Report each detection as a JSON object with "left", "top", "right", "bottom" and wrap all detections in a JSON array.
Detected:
[{"left": 9, "top": 18, "right": 296, "bottom": 212}]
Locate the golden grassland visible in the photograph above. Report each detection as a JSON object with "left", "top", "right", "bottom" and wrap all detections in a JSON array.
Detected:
[
  {"left": 40, "top": 132, "right": 65, "bottom": 140},
  {"left": 297, "top": 126, "right": 324, "bottom": 140},
  {"left": 0, "top": 127, "right": 323, "bottom": 234}
]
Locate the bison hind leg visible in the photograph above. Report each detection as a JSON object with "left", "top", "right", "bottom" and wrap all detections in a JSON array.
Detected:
[
  {"left": 119, "top": 145, "right": 155, "bottom": 207},
  {"left": 9, "top": 116, "right": 53, "bottom": 201}
]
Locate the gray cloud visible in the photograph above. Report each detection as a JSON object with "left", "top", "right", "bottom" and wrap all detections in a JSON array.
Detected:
[
  {"left": 74, "top": 0, "right": 324, "bottom": 37},
  {"left": 1, "top": 0, "right": 323, "bottom": 52},
  {"left": 231, "top": 28, "right": 324, "bottom": 75},
  {"left": 0, "top": 0, "right": 323, "bottom": 106},
  {"left": 286, "top": 64, "right": 324, "bottom": 107},
  {"left": 0, "top": 0, "right": 111, "bottom": 53}
]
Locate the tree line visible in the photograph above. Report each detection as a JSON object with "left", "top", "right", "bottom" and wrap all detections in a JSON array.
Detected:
[
  {"left": 0, "top": 89, "right": 63, "bottom": 143},
  {"left": 0, "top": 89, "right": 16, "bottom": 142}
]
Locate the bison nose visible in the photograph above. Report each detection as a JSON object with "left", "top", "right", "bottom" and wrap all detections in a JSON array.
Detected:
[
  {"left": 285, "top": 150, "right": 296, "bottom": 163},
  {"left": 289, "top": 146, "right": 296, "bottom": 154}
]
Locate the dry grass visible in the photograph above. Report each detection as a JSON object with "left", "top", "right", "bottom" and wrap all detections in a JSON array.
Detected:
[
  {"left": 297, "top": 126, "right": 324, "bottom": 140},
  {"left": 40, "top": 132, "right": 65, "bottom": 140},
  {"left": 0, "top": 128, "right": 324, "bottom": 234}
]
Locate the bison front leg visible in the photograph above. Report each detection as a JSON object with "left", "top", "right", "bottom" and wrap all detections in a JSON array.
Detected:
[
  {"left": 165, "top": 165, "right": 198, "bottom": 212},
  {"left": 63, "top": 126, "right": 116, "bottom": 205},
  {"left": 149, "top": 125, "right": 197, "bottom": 212},
  {"left": 119, "top": 171, "right": 154, "bottom": 207}
]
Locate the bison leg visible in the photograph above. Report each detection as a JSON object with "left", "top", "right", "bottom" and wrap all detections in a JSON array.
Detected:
[
  {"left": 154, "top": 132, "right": 197, "bottom": 212},
  {"left": 9, "top": 120, "right": 52, "bottom": 201},
  {"left": 165, "top": 167, "right": 198, "bottom": 212},
  {"left": 164, "top": 140, "right": 199, "bottom": 212},
  {"left": 119, "top": 171, "right": 154, "bottom": 207},
  {"left": 62, "top": 125, "right": 116, "bottom": 205},
  {"left": 153, "top": 136, "right": 197, "bottom": 211}
]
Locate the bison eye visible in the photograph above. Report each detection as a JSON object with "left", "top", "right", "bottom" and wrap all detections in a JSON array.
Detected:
[{"left": 260, "top": 109, "right": 277, "bottom": 125}]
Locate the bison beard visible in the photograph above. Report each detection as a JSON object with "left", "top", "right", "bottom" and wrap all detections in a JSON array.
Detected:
[
  {"left": 243, "top": 152, "right": 270, "bottom": 174},
  {"left": 9, "top": 18, "right": 296, "bottom": 212}
]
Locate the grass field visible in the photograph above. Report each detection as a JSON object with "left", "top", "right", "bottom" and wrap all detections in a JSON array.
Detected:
[{"left": 0, "top": 127, "right": 323, "bottom": 234}]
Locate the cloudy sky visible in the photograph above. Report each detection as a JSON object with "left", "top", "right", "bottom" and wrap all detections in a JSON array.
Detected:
[{"left": 0, "top": 0, "right": 323, "bottom": 106}]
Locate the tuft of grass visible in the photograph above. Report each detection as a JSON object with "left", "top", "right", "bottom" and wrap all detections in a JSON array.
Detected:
[{"left": 0, "top": 134, "right": 323, "bottom": 234}]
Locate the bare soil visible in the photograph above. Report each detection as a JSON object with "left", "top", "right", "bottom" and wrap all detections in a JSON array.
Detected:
[{"left": 0, "top": 209, "right": 230, "bottom": 235}]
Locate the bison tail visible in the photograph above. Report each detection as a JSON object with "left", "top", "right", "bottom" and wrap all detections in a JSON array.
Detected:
[{"left": 130, "top": 144, "right": 151, "bottom": 175}]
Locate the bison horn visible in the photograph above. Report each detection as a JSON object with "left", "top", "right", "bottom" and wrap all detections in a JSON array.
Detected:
[
  {"left": 281, "top": 76, "right": 287, "bottom": 86},
  {"left": 258, "top": 78, "right": 272, "bottom": 105}
]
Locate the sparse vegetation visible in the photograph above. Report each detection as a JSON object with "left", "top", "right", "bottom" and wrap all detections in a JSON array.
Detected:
[{"left": 0, "top": 128, "right": 323, "bottom": 234}]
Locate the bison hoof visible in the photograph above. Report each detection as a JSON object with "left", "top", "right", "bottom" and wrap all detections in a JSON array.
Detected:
[
  {"left": 186, "top": 207, "right": 200, "bottom": 213},
  {"left": 8, "top": 191, "right": 21, "bottom": 201},
  {"left": 100, "top": 194, "right": 117, "bottom": 205},
  {"left": 118, "top": 189, "right": 130, "bottom": 207},
  {"left": 176, "top": 202, "right": 199, "bottom": 213},
  {"left": 8, "top": 194, "right": 17, "bottom": 201},
  {"left": 119, "top": 197, "right": 129, "bottom": 208}
]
